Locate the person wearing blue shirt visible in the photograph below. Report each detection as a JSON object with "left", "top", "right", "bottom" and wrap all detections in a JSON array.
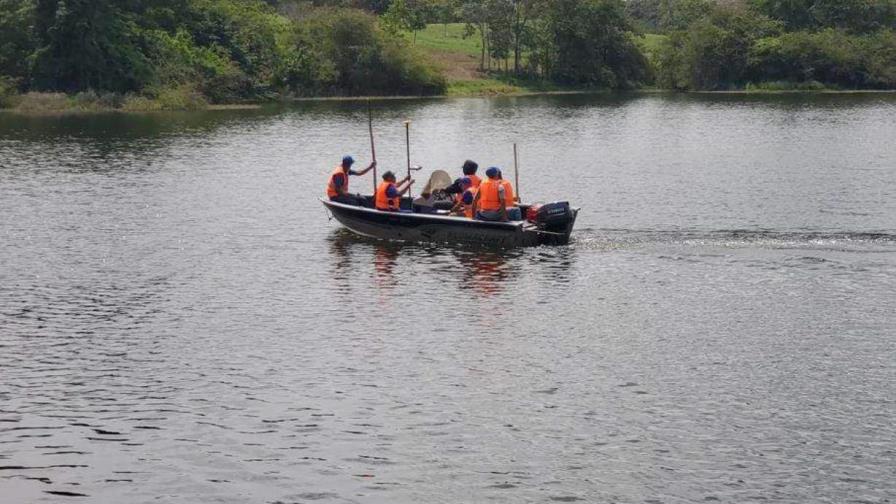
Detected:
[
  {"left": 450, "top": 177, "right": 477, "bottom": 218},
  {"left": 326, "top": 155, "right": 376, "bottom": 205},
  {"left": 375, "top": 171, "right": 414, "bottom": 211}
]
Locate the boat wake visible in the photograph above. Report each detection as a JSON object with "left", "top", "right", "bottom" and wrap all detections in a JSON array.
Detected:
[{"left": 572, "top": 228, "right": 896, "bottom": 252}]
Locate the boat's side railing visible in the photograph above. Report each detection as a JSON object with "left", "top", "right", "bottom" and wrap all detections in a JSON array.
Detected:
[{"left": 322, "top": 198, "right": 527, "bottom": 229}]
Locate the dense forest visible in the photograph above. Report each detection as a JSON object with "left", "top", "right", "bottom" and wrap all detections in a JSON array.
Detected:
[
  {"left": 1, "top": 0, "right": 895, "bottom": 109},
  {"left": 630, "top": 0, "right": 896, "bottom": 90}
]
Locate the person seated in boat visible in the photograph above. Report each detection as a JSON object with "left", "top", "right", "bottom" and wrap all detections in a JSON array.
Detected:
[
  {"left": 461, "top": 160, "right": 482, "bottom": 188},
  {"left": 443, "top": 160, "right": 482, "bottom": 200},
  {"left": 375, "top": 171, "right": 414, "bottom": 212},
  {"left": 472, "top": 167, "right": 521, "bottom": 222},
  {"left": 450, "top": 177, "right": 477, "bottom": 218},
  {"left": 326, "top": 155, "right": 376, "bottom": 205}
]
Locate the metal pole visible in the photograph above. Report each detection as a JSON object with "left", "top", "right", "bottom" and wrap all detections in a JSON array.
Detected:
[
  {"left": 513, "top": 143, "right": 520, "bottom": 203},
  {"left": 368, "top": 100, "right": 377, "bottom": 194},
  {"left": 404, "top": 120, "right": 412, "bottom": 201}
]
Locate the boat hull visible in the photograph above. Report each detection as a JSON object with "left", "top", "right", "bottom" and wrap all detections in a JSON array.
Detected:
[{"left": 321, "top": 199, "right": 576, "bottom": 248}]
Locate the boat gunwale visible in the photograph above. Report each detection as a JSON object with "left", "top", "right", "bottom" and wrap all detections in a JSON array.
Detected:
[{"left": 320, "top": 198, "right": 526, "bottom": 230}]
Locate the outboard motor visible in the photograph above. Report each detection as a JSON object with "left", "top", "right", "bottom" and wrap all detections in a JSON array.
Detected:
[{"left": 526, "top": 201, "right": 574, "bottom": 231}]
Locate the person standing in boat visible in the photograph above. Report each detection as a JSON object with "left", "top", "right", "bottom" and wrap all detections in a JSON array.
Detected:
[
  {"left": 375, "top": 171, "right": 414, "bottom": 212},
  {"left": 326, "top": 155, "right": 376, "bottom": 205},
  {"left": 450, "top": 177, "right": 477, "bottom": 218},
  {"left": 472, "top": 167, "right": 520, "bottom": 221}
]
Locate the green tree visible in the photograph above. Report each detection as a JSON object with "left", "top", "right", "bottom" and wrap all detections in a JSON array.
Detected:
[
  {"left": 625, "top": 0, "right": 662, "bottom": 31},
  {"left": 511, "top": 0, "right": 543, "bottom": 75},
  {"left": 748, "top": 28, "right": 896, "bottom": 88},
  {"left": 547, "top": 0, "right": 649, "bottom": 88},
  {"left": 460, "top": 0, "right": 491, "bottom": 69},
  {"left": 0, "top": 0, "right": 36, "bottom": 84},
  {"left": 751, "top": 0, "right": 896, "bottom": 32},
  {"left": 286, "top": 7, "right": 444, "bottom": 95},
  {"left": 30, "top": 0, "right": 152, "bottom": 92},
  {"left": 382, "top": 0, "right": 427, "bottom": 42},
  {"left": 659, "top": 0, "right": 713, "bottom": 31},
  {"left": 656, "top": 3, "right": 780, "bottom": 89}
]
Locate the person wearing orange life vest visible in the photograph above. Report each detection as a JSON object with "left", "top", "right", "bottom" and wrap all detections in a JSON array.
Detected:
[
  {"left": 326, "top": 155, "right": 376, "bottom": 205},
  {"left": 375, "top": 171, "right": 414, "bottom": 211},
  {"left": 442, "top": 160, "right": 481, "bottom": 201},
  {"left": 472, "top": 166, "right": 521, "bottom": 221},
  {"left": 450, "top": 177, "right": 477, "bottom": 218},
  {"left": 461, "top": 160, "right": 482, "bottom": 188}
]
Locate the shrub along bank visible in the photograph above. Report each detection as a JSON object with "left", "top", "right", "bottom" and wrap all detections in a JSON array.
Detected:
[
  {"left": 0, "top": 0, "right": 445, "bottom": 111},
  {"left": 641, "top": 0, "right": 896, "bottom": 90},
  {"left": 2, "top": 0, "right": 896, "bottom": 111}
]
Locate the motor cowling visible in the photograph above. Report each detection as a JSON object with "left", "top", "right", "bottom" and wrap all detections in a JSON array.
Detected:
[{"left": 526, "top": 201, "right": 573, "bottom": 229}]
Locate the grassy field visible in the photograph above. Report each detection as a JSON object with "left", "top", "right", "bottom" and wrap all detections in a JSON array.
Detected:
[
  {"left": 412, "top": 23, "right": 582, "bottom": 96},
  {"left": 414, "top": 23, "right": 482, "bottom": 58}
]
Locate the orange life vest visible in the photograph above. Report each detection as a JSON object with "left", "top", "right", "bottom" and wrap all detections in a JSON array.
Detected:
[
  {"left": 463, "top": 188, "right": 478, "bottom": 218},
  {"left": 455, "top": 175, "right": 481, "bottom": 204},
  {"left": 326, "top": 165, "right": 348, "bottom": 198},
  {"left": 478, "top": 178, "right": 515, "bottom": 212},
  {"left": 502, "top": 180, "right": 515, "bottom": 205},
  {"left": 375, "top": 181, "right": 400, "bottom": 211}
]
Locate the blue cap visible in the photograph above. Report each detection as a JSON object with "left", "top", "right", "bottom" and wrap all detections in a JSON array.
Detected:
[
  {"left": 342, "top": 155, "right": 355, "bottom": 166},
  {"left": 485, "top": 166, "right": 500, "bottom": 178},
  {"left": 460, "top": 177, "right": 472, "bottom": 187}
]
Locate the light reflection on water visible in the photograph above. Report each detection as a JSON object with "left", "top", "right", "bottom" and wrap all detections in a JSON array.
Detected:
[{"left": 1, "top": 93, "right": 895, "bottom": 503}]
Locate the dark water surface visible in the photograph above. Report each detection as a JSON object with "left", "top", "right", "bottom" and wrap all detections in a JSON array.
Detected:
[{"left": 1, "top": 94, "right": 894, "bottom": 503}]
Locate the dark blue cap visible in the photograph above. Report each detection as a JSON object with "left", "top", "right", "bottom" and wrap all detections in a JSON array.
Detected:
[
  {"left": 461, "top": 177, "right": 472, "bottom": 187},
  {"left": 342, "top": 155, "right": 355, "bottom": 165},
  {"left": 485, "top": 166, "right": 500, "bottom": 178}
]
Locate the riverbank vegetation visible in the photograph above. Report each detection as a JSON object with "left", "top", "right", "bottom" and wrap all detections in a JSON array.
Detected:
[
  {"left": 1, "top": 0, "right": 895, "bottom": 111},
  {"left": 632, "top": 0, "right": 896, "bottom": 90},
  {"left": 0, "top": 0, "right": 445, "bottom": 111}
]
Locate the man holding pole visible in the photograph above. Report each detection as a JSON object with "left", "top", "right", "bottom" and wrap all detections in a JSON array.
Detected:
[
  {"left": 326, "top": 155, "right": 376, "bottom": 205},
  {"left": 375, "top": 171, "right": 414, "bottom": 212}
]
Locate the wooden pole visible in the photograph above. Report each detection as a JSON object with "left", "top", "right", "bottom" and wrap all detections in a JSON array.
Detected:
[
  {"left": 404, "top": 120, "right": 412, "bottom": 201},
  {"left": 513, "top": 143, "right": 520, "bottom": 203},
  {"left": 368, "top": 99, "right": 377, "bottom": 194}
]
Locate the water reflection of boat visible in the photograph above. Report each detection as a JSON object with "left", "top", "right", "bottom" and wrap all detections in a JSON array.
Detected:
[
  {"left": 462, "top": 250, "right": 516, "bottom": 296},
  {"left": 321, "top": 197, "right": 578, "bottom": 248}
]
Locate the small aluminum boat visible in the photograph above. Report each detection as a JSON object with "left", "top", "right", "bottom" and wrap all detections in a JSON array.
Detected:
[{"left": 321, "top": 197, "right": 578, "bottom": 248}]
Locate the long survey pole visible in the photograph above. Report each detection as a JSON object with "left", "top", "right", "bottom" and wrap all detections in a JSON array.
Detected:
[
  {"left": 368, "top": 100, "right": 377, "bottom": 193},
  {"left": 513, "top": 143, "right": 520, "bottom": 203},
  {"left": 404, "top": 120, "right": 412, "bottom": 201}
]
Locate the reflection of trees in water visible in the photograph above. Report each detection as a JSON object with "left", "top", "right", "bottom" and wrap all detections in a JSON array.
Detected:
[
  {"left": 0, "top": 107, "right": 282, "bottom": 170},
  {"left": 290, "top": 98, "right": 441, "bottom": 122},
  {"left": 0, "top": 108, "right": 279, "bottom": 141}
]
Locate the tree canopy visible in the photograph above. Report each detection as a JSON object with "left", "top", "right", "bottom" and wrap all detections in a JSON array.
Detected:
[
  {"left": 0, "top": 0, "right": 445, "bottom": 101},
  {"left": 1, "top": 0, "right": 895, "bottom": 101}
]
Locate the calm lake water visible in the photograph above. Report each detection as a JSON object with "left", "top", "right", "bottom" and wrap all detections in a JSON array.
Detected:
[{"left": 1, "top": 94, "right": 895, "bottom": 503}]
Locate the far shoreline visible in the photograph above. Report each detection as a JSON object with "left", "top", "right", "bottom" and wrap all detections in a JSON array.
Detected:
[{"left": 3, "top": 88, "right": 896, "bottom": 115}]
